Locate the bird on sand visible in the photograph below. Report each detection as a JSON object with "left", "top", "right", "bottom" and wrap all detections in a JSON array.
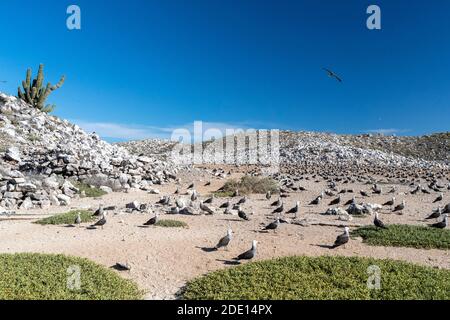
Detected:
[
  {"left": 329, "top": 195, "right": 341, "bottom": 206},
  {"left": 266, "top": 191, "right": 272, "bottom": 200},
  {"left": 344, "top": 197, "right": 356, "bottom": 206},
  {"left": 191, "top": 190, "right": 198, "bottom": 201},
  {"left": 237, "top": 196, "right": 247, "bottom": 205},
  {"left": 374, "top": 212, "right": 387, "bottom": 229},
  {"left": 309, "top": 195, "right": 322, "bottom": 205},
  {"left": 220, "top": 201, "right": 230, "bottom": 208},
  {"left": 74, "top": 212, "right": 82, "bottom": 227},
  {"left": 234, "top": 240, "right": 257, "bottom": 261},
  {"left": 383, "top": 197, "right": 395, "bottom": 207},
  {"left": 429, "top": 214, "right": 448, "bottom": 229},
  {"left": 286, "top": 201, "right": 299, "bottom": 215},
  {"left": 93, "top": 204, "right": 104, "bottom": 217},
  {"left": 203, "top": 196, "right": 214, "bottom": 204},
  {"left": 323, "top": 67, "right": 342, "bottom": 82},
  {"left": 272, "top": 203, "right": 284, "bottom": 214},
  {"left": 393, "top": 200, "right": 406, "bottom": 213},
  {"left": 238, "top": 208, "right": 250, "bottom": 221},
  {"left": 271, "top": 197, "right": 281, "bottom": 207},
  {"left": 114, "top": 262, "right": 132, "bottom": 271},
  {"left": 144, "top": 212, "right": 159, "bottom": 226},
  {"left": 214, "top": 229, "right": 233, "bottom": 250},
  {"left": 331, "top": 227, "right": 350, "bottom": 248},
  {"left": 425, "top": 206, "right": 442, "bottom": 220},
  {"left": 433, "top": 193, "right": 443, "bottom": 203},
  {"left": 360, "top": 190, "right": 369, "bottom": 197},
  {"left": 91, "top": 214, "right": 107, "bottom": 229},
  {"left": 263, "top": 218, "right": 280, "bottom": 232}
]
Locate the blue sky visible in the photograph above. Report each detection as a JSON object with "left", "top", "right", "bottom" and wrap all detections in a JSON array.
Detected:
[{"left": 0, "top": 0, "right": 449, "bottom": 141}]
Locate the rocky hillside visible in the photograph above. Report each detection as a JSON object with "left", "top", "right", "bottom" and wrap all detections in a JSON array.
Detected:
[
  {"left": 0, "top": 93, "right": 180, "bottom": 211},
  {"left": 120, "top": 130, "right": 450, "bottom": 170}
]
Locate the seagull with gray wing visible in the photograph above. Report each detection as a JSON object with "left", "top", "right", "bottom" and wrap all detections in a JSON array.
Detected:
[
  {"left": 331, "top": 227, "right": 350, "bottom": 248},
  {"left": 214, "top": 229, "right": 233, "bottom": 251},
  {"left": 323, "top": 67, "right": 342, "bottom": 82},
  {"left": 234, "top": 240, "right": 257, "bottom": 261},
  {"left": 74, "top": 212, "right": 82, "bottom": 227}
]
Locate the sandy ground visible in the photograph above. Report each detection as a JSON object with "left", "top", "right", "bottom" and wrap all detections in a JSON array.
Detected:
[{"left": 0, "top": 171, "right": 449, "bottom": 299}]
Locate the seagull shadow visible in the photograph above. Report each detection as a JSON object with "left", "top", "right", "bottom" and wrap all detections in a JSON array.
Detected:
[
  {"left": 313, "top": 244, "right": 335, "bottom": 249},
  {"left": 138, "top": 225, "right": 150, "bottom": 228},
  {"left": 85, "top": 226, "right": 97, "bottom": 230},
  {"left": 196, "top": 246, "right": 217, "bottom": 253},
  {"left": 216, "top": 259, "right": 241, "bottom": 265},
  {"left": 218, "top": 218, "right": 244, "bottom": 222},
  {"left": 64, "top": 224, "right": 76, "bottom": 228}
]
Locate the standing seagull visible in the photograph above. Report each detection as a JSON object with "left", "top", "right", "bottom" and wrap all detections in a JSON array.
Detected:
[
  {"left": 331, "top": 227, "right": 350, "bottom": 249},
  {"left": 263, "top": 218, "right": 280, "bottom": 233},
  {"left": 429, "top": 214, "right": 448, "bottom": 229},
  {"left": 374, "top": 212, "right": 387, "bottom": 229},
  {"left": 91, "top": 214, "right": 107, "bottom": 229},
  {"left": 144, "top": 212, "right": 159, "bottom": 226},
  {"left": 329, "top": 195, "right": 341, "bottom": 206},
  {"left": 234, "top": 240, "right": 258, "bottom": 261},
  {"left": 93, "top": 204, "right": 104, "bottom": 217},
  {"left": 425, "top": 206, "right": 442, "bottom": 220},
  {"left": 74, "top": 212, "right": 82, "bottom": 227},
  {"left": 272, "top": 203, "right": 284, "bottom": 214},
  {"left": 323, "top": 67, "right": 343, "bottom": 82},
  {"left": 286, "top": 201, "right": 299, "bottom": 216},
  {"left": 266, "top": 191, "right": 272, "bottom": 200},
  {"left": 393, "top": 200, "right": 406, "bottom": 213},
  {"left": 383, "top": 197, "right": 395, "bottom": 207},
  {"left": 214, "top": 229, "right": 233, "bottom": 251},
  {"left": 238, "top": 207, "right": 250, "bottom": 221}
]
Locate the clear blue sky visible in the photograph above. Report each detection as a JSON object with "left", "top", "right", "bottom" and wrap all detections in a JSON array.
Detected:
[{"left": 0, "top": 0, "right": 449, "bottom": 141}]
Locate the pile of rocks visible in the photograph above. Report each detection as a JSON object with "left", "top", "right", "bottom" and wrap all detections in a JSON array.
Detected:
[
  {"left": 0, "top": 93, "right": 181, "bottom": 210},
  {"left": 169, "top": 130, "right": 449, "bottom": 171}
]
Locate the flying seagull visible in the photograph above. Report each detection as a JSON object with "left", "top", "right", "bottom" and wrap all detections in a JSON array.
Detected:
[
  {"left": 234, "top": 240, "right": 257, "bottom": 261},
  {"left": 331, "top": 227, "right": 350, "bottom": 249},
  {"left": 323, "top": 68, "right": 342, "bottom": 82},
  {"left": 214, "top": 229, "right": 233, "bottom": 250}
]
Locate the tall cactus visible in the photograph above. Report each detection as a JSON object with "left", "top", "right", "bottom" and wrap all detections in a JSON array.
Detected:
[{"left": 17, "top": 64, "right": 65, "bottom": 113}]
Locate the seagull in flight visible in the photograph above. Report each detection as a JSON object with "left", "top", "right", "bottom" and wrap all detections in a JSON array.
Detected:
[{"left": 323, "top": 68, "right": 342, "bottom": 82}]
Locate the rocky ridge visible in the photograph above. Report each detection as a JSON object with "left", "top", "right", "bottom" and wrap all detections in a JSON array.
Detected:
[{"left": 0, "top": 93, "right": 181, "bottom": 211}]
